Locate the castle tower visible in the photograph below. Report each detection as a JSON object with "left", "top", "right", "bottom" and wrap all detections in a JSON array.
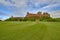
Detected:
[
  {"left": 27, "top": 12, "right": 29, "bottom": 15},
  {"left": 37, "top": 11, "right": 42, "bottom": 18},
  {"left": 43, "top": 12, "right": 50, "bottom": 17},
  {"left": 37, "top": 11, "right": 42, "bottom": 15}
]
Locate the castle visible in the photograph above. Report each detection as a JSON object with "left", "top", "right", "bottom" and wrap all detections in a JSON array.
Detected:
[
  {"left": 26, "top": 12, "right": 50, "bottom": 18},
  {"left": 10, "top": 11, "right": 50, "bottom": 21},
  {"left": 25, "top": 11, "right": 50, "bottom": 21}
]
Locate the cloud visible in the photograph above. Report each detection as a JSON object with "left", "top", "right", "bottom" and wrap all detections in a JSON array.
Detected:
[
  {"left": 40, "top": 4, "right": 60, "bottom": 12},
  {"left": 0, "top": 0, "right": 28, "bottom": 7},
  {"left": 50, "top": 10, "right": 60, "bottom": 18},
  {"left": 0, "top": 0, "right": 28, "bottom": 16},
  {"left": 0, "top": 0, "right": 60, "bottom": 20},
  {"left": 0, "top": 11, "right": 11, "bottom": 20}
]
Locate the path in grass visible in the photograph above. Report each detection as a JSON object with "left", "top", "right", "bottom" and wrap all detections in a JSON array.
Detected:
[{"left": 0, "top": 22, "right": 60, "bottom": 40}]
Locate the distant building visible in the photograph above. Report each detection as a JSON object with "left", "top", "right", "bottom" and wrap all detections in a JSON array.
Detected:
[
  {"left": 9, "top": 11, "right": 50, "bottom": 21},
  {"left": 26, "top": 12, "right": 42, "bottom": 18},
  {"left": 25, "top": 11, "right": 50, "bottom": 21},
  {"left": 10, "top": 16, "right": 24, "bottom": 21},
  {"left": 43, "top": 12, "right": 50, "bottom": 17}
]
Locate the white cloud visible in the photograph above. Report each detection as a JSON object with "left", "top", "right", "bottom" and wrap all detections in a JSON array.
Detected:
[
  {"left": 0, "top": 0, "right": 13, "bottom": 6},
  {"left": 0, "top": 0, "right": 60, "bottom": 7},
  {"left": 0, "top": 0, "right": 60, "bottom": 18},
  {"left": 28, "top": 0, "right": 51, "bottom": 7},
  {"left": 41, "top": 4, "right": 60, "bottom": 10},
  {"left": 0, "top": 0, "right": 27, "bottom": 7},
  {"left": 49, "top": 10, "right": 60, "bottom": 18}
]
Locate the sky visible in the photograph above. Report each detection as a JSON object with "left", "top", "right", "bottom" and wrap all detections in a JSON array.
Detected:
[{"left": 0, "top": 0, "right": 60, "bottom": 20}]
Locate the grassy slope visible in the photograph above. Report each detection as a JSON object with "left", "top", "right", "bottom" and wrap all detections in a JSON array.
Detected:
[{"left": 0, "top": 21, "right": 60, "bottom": 40}]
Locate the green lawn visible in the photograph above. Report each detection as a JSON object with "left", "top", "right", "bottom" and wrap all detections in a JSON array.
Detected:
[{"left": 0, "top": 21, "right": 60, "bottom": 40}]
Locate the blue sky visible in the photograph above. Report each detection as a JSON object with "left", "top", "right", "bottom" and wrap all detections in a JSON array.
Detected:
[{"left": 0, "top": 0, "right": 60, "bottom": 20}]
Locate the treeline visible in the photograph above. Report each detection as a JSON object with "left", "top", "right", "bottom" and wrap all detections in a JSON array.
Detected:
[
  {"left": 0, "top": 20, "right": 2, "bottom": 21},
  {"left": 52, "top": 18, "right": 60, "bottom": 22},
  {"left": 5, "top": 17, "right": 60, "bottom": 22}
]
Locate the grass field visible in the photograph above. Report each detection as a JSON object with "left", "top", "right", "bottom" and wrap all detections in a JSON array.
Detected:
[{"left": 0, "top": 21, "right": 60, "bottom": 40}]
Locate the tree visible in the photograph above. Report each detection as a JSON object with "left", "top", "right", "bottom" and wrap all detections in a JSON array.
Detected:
[{"left": 0, "top": 20, "right": 1, "bottom": 21}]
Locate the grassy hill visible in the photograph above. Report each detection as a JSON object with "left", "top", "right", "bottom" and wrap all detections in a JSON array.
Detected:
[{"left": 0, "top": 21, "right": 60, "bottom": 40}]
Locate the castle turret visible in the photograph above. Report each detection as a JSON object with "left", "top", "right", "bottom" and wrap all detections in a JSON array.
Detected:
[
  {"left": 43, "top": 12, "right": 50, "bottom": 17},
  {"left": 27, "top": 12, "right": 29, "bottom": 15},
  {"left": 37, "top": 11, "right": 42, "bottom": 18},
  {"left": 37, "top": 11, "right": 42, "bottom": 15}
]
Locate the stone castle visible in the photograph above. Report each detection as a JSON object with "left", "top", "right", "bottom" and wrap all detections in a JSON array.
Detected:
[
  {"left": 26, "top": 11, "right": 50, "bottom": 18},
  {"left": 10, "top": 11, "right": 50, "bottom": 21}
]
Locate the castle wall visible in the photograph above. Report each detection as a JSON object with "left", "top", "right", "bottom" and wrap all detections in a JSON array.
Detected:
[
  {"left": 26, "top": 12, "right": 50, "bottom": 21},
  {"left": 26, "top": 12, "right": 50, "bottom": 18}
]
